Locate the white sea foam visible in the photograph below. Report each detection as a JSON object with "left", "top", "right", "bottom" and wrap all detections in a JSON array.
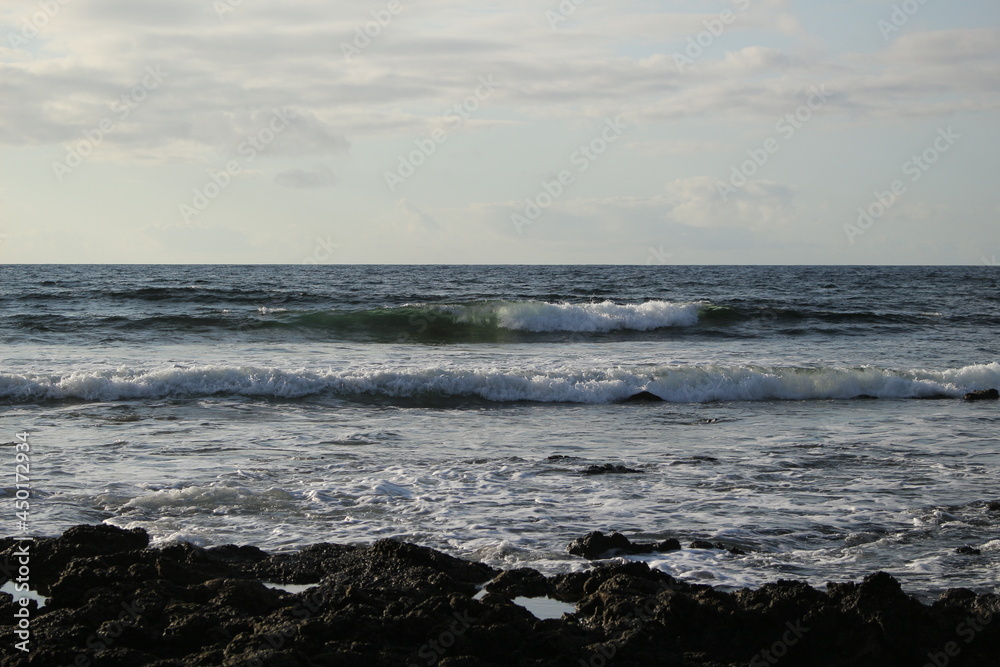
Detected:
[
  {"left": 1, "top": 362, "right": 997, "bottom": 404},
  {"left": 444, "top": 300, "right": 703, "bottom": 332},
  {"left": 124, "top": 485, "right": 295, "bottom": 511}
]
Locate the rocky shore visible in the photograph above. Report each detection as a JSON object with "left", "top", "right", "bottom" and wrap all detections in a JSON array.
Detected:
[{"left": 1, "top": 525, "right": 998, "bottom": 666}]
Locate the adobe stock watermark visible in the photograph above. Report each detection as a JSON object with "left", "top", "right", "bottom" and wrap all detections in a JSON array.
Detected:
[
  {"left": 511, "top": 115, "right": 628, "bottom": 234},
  {"left": 878, "top": 0, "right": 932, "bottom": 41},
  {"left": 10, "top": 431, "right": 33, "bottom": 654},
  {"left": 6, "top": 0, "right": 72, "bottom": 48},
  {"left": 301, "top": 236, "right": 340, "bottom": 264},
  {"left": 749, "top": 618, "right": 810, "bottom": 666},
  {"left": 407, "top": 609, "right": 476, "bottom": 666},
  {"left": 341, "top": 0, "right": 403, "bottom": 61},
  {"left": 717, "top": 85, "right": 833, "bottom": 202},
  {"left": 578, "top": 577, "right": 689, "bottom": 666},
  {"left": 923, "top": 605, "right": 994, "bottom": 667},
  {"left": 384, "top": 75, "right": 498, "bottom": 193},
  {"left": 179, "top": 106, "right": 296, "bottom": 223},
  {"left": 213, "top": 0, "right": 245, "bottom": 21},
  {"left": 645, "top": 246, "right": 673, "bottom": 265},
  {"left": 393, "top": 304, "right": 449, "bottom": 344},
  {"left": 51, "top": 66, "right": 167, "bottom": 183},
  {"left": 844, "top": 126, "right": 959, "bottom": 245},
  {"left": 546, "top": 0, "right": 588, "bottom": 30},
  {"left": 673, "top": 0, "right": 751, "bottom": 72},
  {"left": 209, "top": 585, "right": 337, "bottom": 666},
  {"left": 68, "top": 599, "right": 147, "bottom": 665}
]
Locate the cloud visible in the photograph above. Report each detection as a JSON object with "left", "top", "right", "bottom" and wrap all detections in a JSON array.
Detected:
[
  {"left": 274, "top": 166, "right": 337, "bottom": 188},
  {"left": 664, "top": 176, "right": 798, "bottom": 231},
  {"left": 3, "top": 2, "right": 998, "bottom": 163},
  {"left": 473, "top": 174, "right": 799, "bottom": 248}
]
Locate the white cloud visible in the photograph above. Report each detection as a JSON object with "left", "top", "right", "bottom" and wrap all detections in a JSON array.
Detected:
[{"left": 664, "top": 176, "right": 798, "bottom": 231}]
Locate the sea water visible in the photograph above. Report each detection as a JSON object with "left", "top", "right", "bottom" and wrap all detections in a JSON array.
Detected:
[{"left": 1, "top": 265, "right": 997, "bottom": 601}]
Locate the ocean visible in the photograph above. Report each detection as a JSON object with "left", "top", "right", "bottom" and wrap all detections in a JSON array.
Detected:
[{"left": 1, "top": 265, "right": 998, "bottom": 602}]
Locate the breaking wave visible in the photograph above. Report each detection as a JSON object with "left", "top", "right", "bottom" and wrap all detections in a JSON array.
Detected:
[
  {"left": 2, "top": 362, "right": 997, "bottom": 405},
  {"left": 7, "top": 298, "right": 985, "bottom": 344}
]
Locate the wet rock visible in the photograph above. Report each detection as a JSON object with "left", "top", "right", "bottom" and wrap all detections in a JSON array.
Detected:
[
  {"left": 568, "top": 531, "right": 632, "bottom": 558},
  {"left": 955, "top": 546, "right": 982, "bottom": 556},
  {"left": 655, "top": 538, "right": 683, "bottom": 552},
  {"left": 205, "top": 543, "right": 270, "bottom": 566},
  {"left": 581, "top": 463, "right": 643, "bottom": 475},
  {"left": 0, "top": 524, "right": 150, "bottom": 591},
  {"left": 669, "top": 455, "right": 720, "bottom": 466},
  {"left": 621, "top": 390, "right": 664, "bottom": 403},
  {"left": 688, "top": 540, "right": 747, "bottom": 555},
  {"left": 964, "top": 388, "right": 999, "bottom": 401},
  {"left": 61, "top": 524, "right": 150, "bottom": 554},
  {"left": 485, "top": 568, "right": 552, "bottom": 598},
  {"left": 253, "top": 542, "right": 359, "bottom": 584},
  {"left": 567, "top": 531, "right": 681, "bottom": 559},
  {"left": 206, "top": 578, "right": 283, "bottom": 615},
  {"left": 4, "top": 525, "right": 1000, "bottom": 667}
]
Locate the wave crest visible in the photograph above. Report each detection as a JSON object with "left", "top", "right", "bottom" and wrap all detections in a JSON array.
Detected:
[
  {"left": 2, "top": 362, "right": 997, "bottom": 405},
  {"left": 444, "top": 300, "right": 702, "bottom": 332}
]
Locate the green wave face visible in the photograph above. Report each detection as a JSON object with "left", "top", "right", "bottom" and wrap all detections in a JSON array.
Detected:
[{"left": 247, "top": 300, "right": 705, "bottom": 342}]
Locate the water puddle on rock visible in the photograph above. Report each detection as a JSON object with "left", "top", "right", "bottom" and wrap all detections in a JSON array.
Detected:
[
  {"left": 262, "top": 582, "right": 320, "bottom": 594},
  {"left": 512, "top": 596, "right": 576, "bottom": 620}
]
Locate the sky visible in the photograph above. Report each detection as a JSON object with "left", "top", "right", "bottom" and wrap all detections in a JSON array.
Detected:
[{"left": 1, "top": 0, "right": 998, "bottom": 265}]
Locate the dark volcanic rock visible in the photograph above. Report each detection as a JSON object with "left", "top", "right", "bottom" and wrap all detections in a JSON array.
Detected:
[
  {"left": 567, "top": 531, "right": 681, "bottom": 559},
  {"left": 3, "top": 525, "right": 1000, "bottom": 667},
  {"left": 621, "top": 390, "right": 664, "bottom": 403},
  {"left": 670, "top": 455, "right": 720, "bottom": 466},
  {"left": 581, "top": 463, "right": 643, "bottom": 475},
  {"left": 485, "top": 568, "right": 553, "bottom": 598},
  {"left": 689, "top": 540, "right": 747, "bottom": 555},
  {"left": 964, "top": 388, "right": 999, "bottom": 401},
  {"left": 568, "top": 531, "right": 632, "bottom": 558},
  {"left": 689, "top": 539, "right": 717, "bottom": 549},
  {"left": 60, "top": 524, "right": 150, "bottom": 554}
]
